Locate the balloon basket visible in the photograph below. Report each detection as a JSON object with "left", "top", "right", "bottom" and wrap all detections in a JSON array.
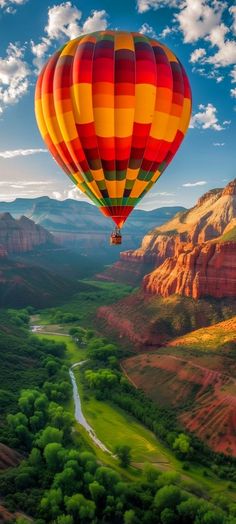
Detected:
[{"left": 110, "top": 227, "right": 122, "bottom": 245}]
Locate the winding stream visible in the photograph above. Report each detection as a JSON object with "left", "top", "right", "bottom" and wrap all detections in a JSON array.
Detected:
[
  {"left": 69, "top": 362, "right": 112, "bottom": 454},
  {"left": 31, "top": 323, "right": 112, "bottom": 455}
]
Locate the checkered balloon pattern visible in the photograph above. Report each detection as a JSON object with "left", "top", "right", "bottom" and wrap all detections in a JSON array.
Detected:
[{"left": 35, "top": 30, "right": 192, "bottom": 228}]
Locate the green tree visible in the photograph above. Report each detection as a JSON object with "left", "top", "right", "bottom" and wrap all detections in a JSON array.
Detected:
[
  {"left": 173, "top": 433, "right": 191, "bottom": 457},
  {"left": 65, "top": 493, "right": 95, "bottom": 522},
  {"left": 54, "top": 516, "right": 73, "bottom": 524},
  {"left": 89, "top": 480, "right": 106, "bottom": 504},
  {"left": 37, "top": 426, "right": 63, "bottom": 448},
  {"left": 161, "top": 508, "right": 179, "bottom": 524},
  {"left": 124, "top": 509, "right": 138, "bottom": 524},
  {"left": 95, "top": 466, "right": 120, "bottom": 491},
  {"left": 40, "top": 487, "right": 62, "bottom": 519},
  {"left": 43, "top": 442, "right": 65, "bottom": 472},
  {"left": 154, "top": 485, "right": 183, "bottom": 513},
  {"left": 115, "top": 445, "right": 132, "bottom": 468}
]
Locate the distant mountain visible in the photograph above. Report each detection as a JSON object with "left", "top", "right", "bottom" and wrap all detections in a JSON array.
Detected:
[
  {"left": 0, "top": 213, "right": 53, "bottom": 256},
  {"left": 0, "top": 197, "right": 185, "bottom": 251},
  {"left": 0, "top": 213, "right": 92, "bottom": 308},
  {"left": 0, "top": 257, "right": 89, "bottom": 308},
  {"left": 101, "top": 179, "right": 236, "bottom": 298}
]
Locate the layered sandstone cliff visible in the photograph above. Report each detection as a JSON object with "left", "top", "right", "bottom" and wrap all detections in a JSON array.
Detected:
[
  {"left": 0, "top": 213, "right": 53, "bottom": 255},
  {"left": 143, "top": 240, "right": 236, "bottom": 299},
  {"left": 103, "top": 179, "right": 236, "bottom": 299}
]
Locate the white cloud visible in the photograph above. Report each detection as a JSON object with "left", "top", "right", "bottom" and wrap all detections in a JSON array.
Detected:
[
  {"left": 229, "top": 5, "right": 236, "bottom": 34},
  {"left": 159, "top": 26, "right": 173, "bottom": 39},
  {"left": 31, "top": 37, "right": 51, "bottom": 71},
  {"left": 136, "top": 0, "right": 177, "bottom": 14},
  {"left": 190, "top": 103, "right": 228, "bottom": 131},
  {"left": 139, "top": 23, "right": 174, "bottom": 40},
  {"left": 0, "top": 43, "right": 30, "bottom": 113},
  {"left": 45, "top": 1, "right": 82, "bottom": 40},
  {"left": 207, "top": 23, "right": 236, "bottom": 67},
  {"left": 0, "top": 148, "right": 47, "bottom": 158},
  {"left": 190, "top": 48, "right": 206, "bottom": 63},
  {"left": 139, "top": 23, "right": 158, "bottom": 39},
  {"left": 213, "top": 142, "right": 225, "bottom": 146},
  {"left": 82, "top": 9, "right": 108, "bottom": 33},
  {"left": 31, "top": 2, "right": 108, "bottom": 70},
  {"left": 182, "top": 181, "right": 207, "bottom": 187},
  {"left": 230, "top": 65, "right": 236, "bottom": 83},
  {"left": 230, "top": 87, "right": 236, "bottom": 98},
  {"left": 192, "top": 65, "right": 224, "bottom": 83},
  {"left": 0, "top": 0, "right": 28, "bottom": 13},
  {"left": 53, "top": 186, "right": 90, "bottom": 202},
  {"left": 175, "top": 0, "right": 224, "bottom": 44}
]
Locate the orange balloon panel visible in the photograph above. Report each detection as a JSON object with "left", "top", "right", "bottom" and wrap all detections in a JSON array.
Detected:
[{"left": 35, "top": 31, "right": 192, "bottom": 228}]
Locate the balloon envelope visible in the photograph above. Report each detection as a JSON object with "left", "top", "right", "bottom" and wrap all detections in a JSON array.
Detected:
[{"left": 35, "top": 30, "right": 191, "bottom": 228}]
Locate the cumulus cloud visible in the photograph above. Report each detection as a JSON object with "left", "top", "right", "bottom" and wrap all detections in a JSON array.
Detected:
[
  {"left": 0, "top": 148, "right": 47, "bottom": 158},
  {"left": 206, "top": 22, "right": 236, "bottom": 67},
  {"left": 45, "top": 1, "right": 82, "bottom": 40},
  {"left": 190, "top": 48, "right": 206, "bottom": 63},
  {"left": 0, "top": 43, "right": 30, "bottom": 114},
  {"left": 52, "top": 186, "right": 90, "bottom": 202},
  {"left": 190, "top": 103, "right": 228, "bottom": 131},
  {"left": 139, "top": 23, "right": 158, "bottom": 39},
  {"left": 230, "top": 65, "right": 236, "bottom": 83},
  {"left": 0, "top": 0, "right": 28, "bottom": 13},
  {"left": 229, "top": 5, "right": 236, "bottom": 34},
  {"left": 182, "top": 181, "right": 207, "bottom": 187},
  {"left": 213, "top": 142, "right": 225, "bottom": 146},
  {"left": 137, "top": 0, "right": 177, "bottom": 14},
  {"left": 175, "top": 0, "right": 224, "bottom": 44},
  {"left": 231, "top": 87, "right": 236, "bottom": 98},
  {"left": 31, "top": 2, "right": 108, "bottom": 70},
  {"left": 172, "top": 1, "right": 236, "bottom": 77}
]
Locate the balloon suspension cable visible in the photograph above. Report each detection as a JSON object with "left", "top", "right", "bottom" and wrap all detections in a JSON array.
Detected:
[{"left": 110, "top": 226, "right": 122, "bottom": 245}]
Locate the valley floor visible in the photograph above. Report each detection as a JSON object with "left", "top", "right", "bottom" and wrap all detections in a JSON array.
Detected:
[{"left": 34, "top": 321, "right": 236, "bottom": 503}]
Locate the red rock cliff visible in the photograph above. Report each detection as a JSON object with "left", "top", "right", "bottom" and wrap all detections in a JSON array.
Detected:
[
  {"left": 143, "top": 240, "right": 236, "bottom": 299},
  {"left": 103, "top": 179, "right": 236, "bottom": 298}
]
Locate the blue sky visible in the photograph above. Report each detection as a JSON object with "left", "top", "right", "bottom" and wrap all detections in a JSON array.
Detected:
[{"left": 0, "top": 0, "right": 235, "bottom": 210}]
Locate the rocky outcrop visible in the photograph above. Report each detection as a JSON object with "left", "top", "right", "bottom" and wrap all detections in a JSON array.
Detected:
[
  {"left": 143, "top": 240, "right": 236, "bottom": 299},
  {"left": 0, "top": 213, "right": 53, "bottom": 255},
  {"left": 103, "top": 179, "right": 236, "bottom": 297}
]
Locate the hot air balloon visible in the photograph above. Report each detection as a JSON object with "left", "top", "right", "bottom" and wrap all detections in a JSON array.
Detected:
[{"left": 35, "top": 31, "right": 191, "bottom": 244}]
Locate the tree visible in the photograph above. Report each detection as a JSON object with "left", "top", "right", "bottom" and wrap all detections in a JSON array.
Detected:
[
  {"left": 28, "top": 447, "right": 42, "bottom": 468},
  {"left": 54, "top": 516, "right": 73, "bottom": 524},
  {"left": 18, "top": 389, "right": 39, "bottom": 417},
  {"left": 173, "top": 433, "right": 191, "bottom": 457},
  {"left": 37, "top": 426, "right": 63, "bottom": 448},
  {"left": 95, "top": 466, "right": 120, "bottom": 491},
  {"left": 65, "top": 493, "right": 95, "bottom": 522},
  {"left": 43, "top": 442, "right": 65, "bottom": 472},
  {"left": 85, "top": 369, "right": 118, "bottom": 392},
  {"left": 40, "top": 487, "right": 62, "bottom": 519},
  {"left": 161, "top": 508, "right": 179, "bottom": 524},
  {"left": 144, "top": 463, "right": 160, "bottom": 483},
  {"left": 89, "top": 480, "right": 106, "bottom": 504},
  {"left": 154, "top": 485, "right": 183, "bottom": 513},
  {"left": 200, "top": 510, "right": 225, "bottom": 524},
  {"left": 124, "top": 509, "right": 138, "bottom": 524},
  {"left": 115, "top": 445, "right": 132, "bottom": 468},
  {"left": 177, "top": 496, "right": 203, "bottom": 522}
]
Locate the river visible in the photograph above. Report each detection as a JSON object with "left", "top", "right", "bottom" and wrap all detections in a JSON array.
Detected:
[
  {"left": 31, "top": 323, "right": 112, "bottom": 454},
  {"left": 69, "top": 362, "right": 112, "bottom": 454}
]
